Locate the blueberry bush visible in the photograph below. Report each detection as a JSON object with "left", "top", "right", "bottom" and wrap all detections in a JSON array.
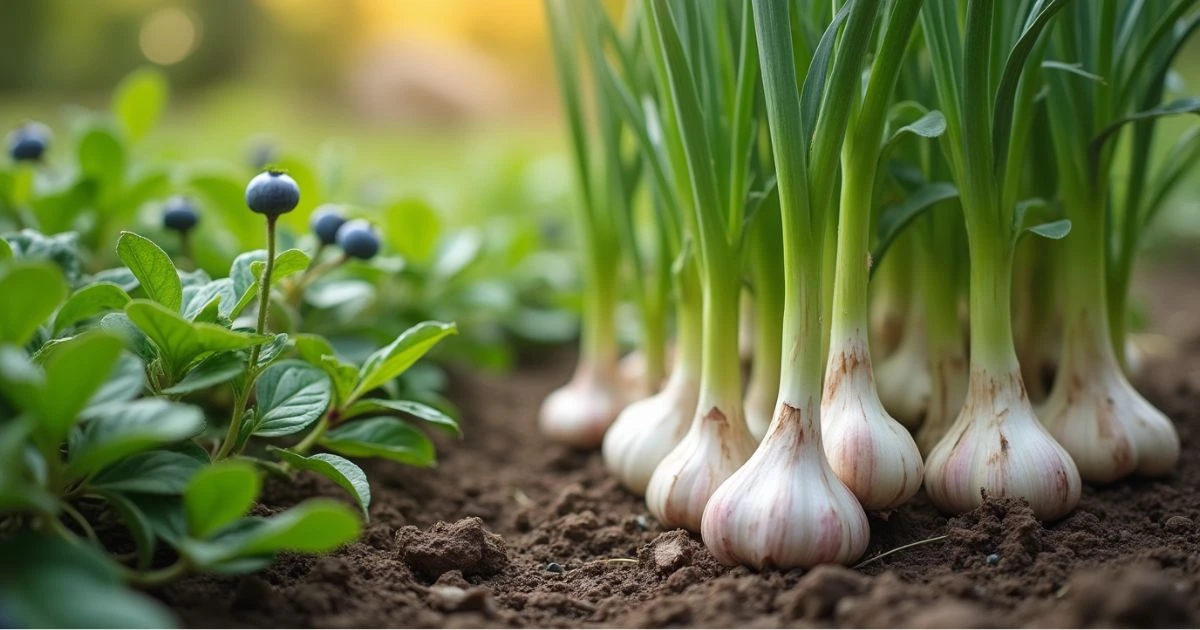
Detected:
[{"left": 0, "top": 68, "right": 569, "bottom": 626}]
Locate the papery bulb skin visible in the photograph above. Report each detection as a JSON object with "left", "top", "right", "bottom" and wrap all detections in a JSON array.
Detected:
[
  {"left": 1039, "top": 322, "right": 1179, "bottom": 482},
  {"left": 538, "top": 364, "right": 623, "bottom": 449},
  {"left": 916, "top": 352, "right": 969, "bottom": 456},
  {"left": 821, "top": 338, "right": 923, "bottom": 510},
  {"left": 744, "top": 373, "right": 775, "bottom": 442},
  {"left": 924, "top": 367, "right": 1082, "bottom": 521},
  {"left": 645, "top": 401, "right": 756, "bottom": 532},
  {"left": 702, "top": 399, "right": 870, "bottom": 569},
  {"left": 876, "top": 317, "right": 931, "bottom": 428},
  {"left": 602, "top": 367, "right": 700, "bottom": 495}
]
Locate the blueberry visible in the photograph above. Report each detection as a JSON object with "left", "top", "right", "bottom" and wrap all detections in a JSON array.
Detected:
[
  {"left": 335, "top": 219, "right": 381, "bottom": 260},
  {"left": 310, "top": 205, "right": 347, "bottom": 245},
  {"left": 7, "top": 122, "right": 51, "bottom": 162},
  {"left": 162, "top": 195, "right": 200, "bottom": 233},
  {"left": 245, "top": 170, "right": 300, "bottom": 216}
]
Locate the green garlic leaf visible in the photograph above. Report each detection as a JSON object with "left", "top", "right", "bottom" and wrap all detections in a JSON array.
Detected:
[
  {"left": 69, "top": 398, "right": 205, "bottom": 477},
  {"left": 53, "top": 282, "right": 131, "bottom": 334},
  {"left": 343, "top": 398, "right": 460, "bottom": 436},
  {"left": 269, "top": 447, "right": 371, "bottom": 518},
  {"left": 116, "top": 232, "right": 182, "bottom": 313},
  {"left": 185, "top": 461, "right": 260, "bottom": 539},
  {"left": 113, "top": 67, "right": 169, "bottom": 143},
  {"left": 89, "top": 450, "right": 205, "bottom": 495},
  {"left": 252, "top": 360, "right": 331, "bottom": 437},
  {"left": 320, "top": 417, "right": 436, "bottom": 467},
  {"left": 1024, "top": 219, "right": 1072, "bottom": 241},
  {"left": 0, "top": 262, "right": 67, "bottom": 346},
  {"left": 351, "top": 321, "right": 457, "bottom": 402},
  {"left": 0, "top": 534, "right": 176, "bottom": 629}
]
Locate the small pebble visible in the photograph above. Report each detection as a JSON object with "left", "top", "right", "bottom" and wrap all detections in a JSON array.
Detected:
[
  {"left": 1164, "top": 515, "right": 1194, "bottom": 532},
  {"left": 635, "top": 515, "right": 650, "bottom": 531},
  {"left": 985, "top": 553, "right": 1000, "bottom": 566},
  {"left": 546, "top": 562, "right": 565, "bottom": 573}
]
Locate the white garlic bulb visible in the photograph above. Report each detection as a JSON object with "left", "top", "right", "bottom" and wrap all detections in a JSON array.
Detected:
[
  {"left": 1039, "top": 330, "right": 1179, "bottom": 483},
  {"left": 821, "top": 337, "right": 923, "bottom": 510},
  {"left": 915, "top": 352, "right": 968, "bottom": 455},
  {"left": 538, "top": 363, "right": 624, "bottom": 449},
  {"left": 876, "top": 311, "right": 930, "bottom": 428},
  {"left": 744, "top": 370, "right": 776, "bottom": 442},
  {"left": 924, "top": 367, "right": 1081, "bottom": 520},
  {"left": 602, "top": 364, "right": 700, "bottom": 495},
  {"left": 645, "top": 398, "right": 756, "bottom": 532},
  {"left": 702, "top": 398, "right": 870, "bottom": 568}
]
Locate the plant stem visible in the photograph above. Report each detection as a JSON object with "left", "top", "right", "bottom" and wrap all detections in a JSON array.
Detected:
[
  {"left": 830, "top": 151, "right": 874, "bottom": 344},
  {"left": 179, "top": 231, "right": 194, "bottom": 271},
  {"left": 215, "top": 215, "right": 278, "bottom": 460},
  {"left": 696, "top": 266, "right": 742, "bottom": 412},
  {"left": 125, "top": 560, "right": 189, "bottom": 587},
  {"left": 294, "top": 415, "right": 330, "bottom": 455},
  {"left": 965, "top": 222, "right": 1018, "bottom": 376}
]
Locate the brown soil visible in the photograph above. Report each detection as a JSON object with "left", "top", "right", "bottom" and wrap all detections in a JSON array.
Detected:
[{"left": 157, "top": 263, "right": 1200, "bottom": 628}]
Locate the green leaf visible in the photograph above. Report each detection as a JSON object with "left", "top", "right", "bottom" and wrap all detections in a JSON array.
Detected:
[
  {"left": 256, "top": 333, "right": 290, "bottom": 368},
  {"left": 0, "top": 534, "right": 176, "bottom": 629},
  {"left": 116, "top": 232, "right": 182, "bottom": 312},
  {"left": 36, "top": 331, "right": 126, "bottom": 444},
  {"left": 125, "top": 300, "right": 270, "bottom": 376},
  {"left": 0, "top": 262, "right": 67, "bottom": 345},
  {"left": 253, "top": 360, "right": 331, "bottom": 437},
  {"left": 182, "top": 278, "right": 236, "bottom": 321},
  {"left": 69, "top": 399, "right": 205, "bottom": 477},
  {"left": 886, "top": 110, "right": 948, "bottom": 146},
  {"left": 94, "top": 490, "right": 157, "bottom": 570},
  {"left": 185, "top": 461, "right": 261, "bottom": 539},
  {"left": 294, "top": 333, "right": 337, "bottom": 365},
  {"left": 182, "top": 500, "right": 360, "bottom": 569},
  {"left": 1089, "top": 97, "right": 1200, "bottom": 175},
  {"left": 237, "top": 499, "right": 360, "bottom": 555},
  {"left": 320, "top": 417, "right": 436, "bottom": 467},
  {"left": 872, "top": 182, "right": 959, "bottom": 272},
  {"left": 351, "top": 321, "right": 457, "bottom": 401},
  {"left": 269, "top": 448, "right": 370, "bottom": 518},
  {"left": 382, "top": 198, "right": 442, "bottom": 264},
  {"left": 162, "top": 351, "right": 245, "bottom": 395},
  {"left": 343, "top": 398, "right": 460, "bottom": 436},
  {"left": 54, "top": 283, "right": 132, "bottom": 334},
  {"left": 1041, "top": 60, "right": 1105, "bottom": 84},
  {"left": 249, "top": 249, "right": 311, "bottom": 288},
  {"left": 86, "top": 352, "right": 146, "bottom": 411},
  {"left": 77, "top": 127, "right": 127, "bottom": 192},
  {"left": 1024, "top": 219, "right": 1072, "bottom": 240},
  {"left": 0, "top": 238, "right": 11, "bottom": 260},
  {"left": 89, "top": 450, "right": 205, "bottom": 495},
  {"left": 112, "top": 67, "right": 169, "bottom": 143},
  {"left": 98, "top": 312, "right": 156, "bottom": 362}
]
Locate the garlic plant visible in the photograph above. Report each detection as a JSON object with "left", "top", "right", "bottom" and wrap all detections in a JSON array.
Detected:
[
  {"left": 819, "top": 0, "right": 927, "bottom": 510},
  {"left": 703, "top": 0, "right": 899, "bottom": 568},
  {"left": 920, "top": 0, "right": 1083, "bottom": 520},
  {"left": 1036, "top": 1, "right": 1192, "bottom": 482},
  {"left": 539, "top": 0, "right": 625, "bottom": 448},
  {"left": 875, "top": 248, "right": 932, "bottom": 429}
]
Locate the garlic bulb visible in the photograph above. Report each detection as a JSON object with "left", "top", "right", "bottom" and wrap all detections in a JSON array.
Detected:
[
  {"left": 821, "top": 337, "right": 923, "bottom": 510},
  {"left": 602, "top": 362, "right": 700, "bottom": 495},
  {"left": 617, "top": 349, "right": 650, "bottom": 401},
  {"left": 1039, "top": 321, "right": 1179, "bottom": 483},
  {"left": 645, "top": 398, "right": 756, "bottom": 532},
  {"left": 876, "top": 309, "right": 930, "bottom": 428},
  {"left": 538, "top": 363, "right": 624, "bottom": 449},
  {"left": 744, "top": 372, "right": 776, "bottom": 442},
  {"left": 702, "top": 399, "right": 870, "bottom": 568},
  {"left": 915, "top": 351, "right": 968, "bottom": 456},
  {"left": 924, "top": 367, "right": 1081, "bottom": 520}
]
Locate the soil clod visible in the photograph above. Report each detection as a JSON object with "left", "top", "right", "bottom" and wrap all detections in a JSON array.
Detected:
[{"left": 396, "top": 517, "right": 509, "bottom": 579}]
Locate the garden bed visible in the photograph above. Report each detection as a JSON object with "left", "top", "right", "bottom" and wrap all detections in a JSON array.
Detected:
[{"left": 158, "top": 258, "right": 1200, "bottom": 628}]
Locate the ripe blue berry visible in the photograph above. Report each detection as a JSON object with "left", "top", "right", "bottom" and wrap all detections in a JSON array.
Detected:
[
  {"left": 310, "top": 205, "right": 347, "bottom": 245},
  {"left": 336, "top": 219, "right": 381, "bottom": 260},
  {"left": 245, "top": 170, "right": 300, "bottom": 216},
  {"left": 7, "top": 122, "right": 51, "bottom": 162},
  {"left": 162, "top": 196, "right": 200, "bottom": 233}
]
